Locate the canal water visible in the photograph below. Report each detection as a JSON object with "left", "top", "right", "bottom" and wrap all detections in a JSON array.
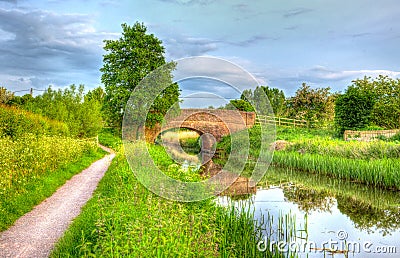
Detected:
[{"left": 217, "top": 167, "right": 400, "bottom": 257}]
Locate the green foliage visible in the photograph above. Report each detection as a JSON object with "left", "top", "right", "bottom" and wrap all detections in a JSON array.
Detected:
[
  {"left": 0, "top": 148, "right": 105, "bottom": 231},
  {"left": 352, "top": 75, "right": 400, "bottom": 129},
  {"left": 101, "top": 22, "right": 180, "bottom": 129},
  {"left": 0, "top": 86, "right": 14, "bottom": 104},
  {"left": 286, "top": 83, "right": 336, "bottom": 127},
  {"left": 241, "top": 86, "right": 286, "bottom": 116},
  {"left": 0, "top": 104, "right": 69, "bottom": 138},
  {"left": 224, "top": 99, "right": 255, "bottom": 112},
  {"left": 22, "top": 85, "right": 103, "bottom": 138},
  {"left": 8, "top": 93, "right": 34, "bottom": 107},
  {"left": 98, "top": 127, "right": 122, "bottom": 150},
  {"left": 334, "top": 86, "right": 375, "bottom": 135}
]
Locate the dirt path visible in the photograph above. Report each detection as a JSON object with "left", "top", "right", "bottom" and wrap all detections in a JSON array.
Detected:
[{"left": 0, "top": 146, "right": 115, "bottom": 258}]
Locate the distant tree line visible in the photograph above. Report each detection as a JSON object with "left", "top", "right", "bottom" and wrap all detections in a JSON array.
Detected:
[
  {"left": 223, "top": 75, "right": 400, "bottom": 134},
  {"left": 224, "top": 84, "right": 337, "bottom": 128}
]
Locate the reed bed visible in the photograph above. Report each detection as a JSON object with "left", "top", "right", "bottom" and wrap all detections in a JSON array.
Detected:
[
  {"left": 273, "top": 151, "right": 400, "bottom": 190},
  {"left": 286, "top": 138, "right": 400, "bottom": 160}
]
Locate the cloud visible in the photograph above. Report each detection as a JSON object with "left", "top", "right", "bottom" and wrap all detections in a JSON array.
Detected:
[
  {"left": 99, "top": 0, "right": 120, "bottom": 7},
  {"left": 283, "top": 8, "right": 313, "bottom": 18},
  {"left": 228, "top": 35, "right": 277, "bottom": 46},
  {"left": 0, "top": 8, "right": 117, "bottom": 90},
  {"left": 163, "top": 33, "right": 274, "bottom": 59},
  {"left": 306, "top": 66, "right": 400, "bottom": 81},
  {"left": 158, "top": 0, "right": 215, "bottom": 5},
  {"left": 164, "top": 36, "right": 218, "bottom": 58}
]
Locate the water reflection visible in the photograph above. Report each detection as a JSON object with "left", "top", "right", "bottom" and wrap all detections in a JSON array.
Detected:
[{"left": 217, "top": 167, "right": 400, "bottom": 257}]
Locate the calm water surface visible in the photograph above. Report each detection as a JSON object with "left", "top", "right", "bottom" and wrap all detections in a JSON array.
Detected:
[{"left": 217, "top": 168, "right": 400, "bottom": 258}]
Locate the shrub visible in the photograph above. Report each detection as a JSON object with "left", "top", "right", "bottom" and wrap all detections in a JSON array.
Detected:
[{"left": 0, "top": 105, "right": 69, "bottom": 138}]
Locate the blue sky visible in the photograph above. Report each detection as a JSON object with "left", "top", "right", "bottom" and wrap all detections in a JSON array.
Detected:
[{"left": 1, "top": 0, "right": 399, "bottom": 100}]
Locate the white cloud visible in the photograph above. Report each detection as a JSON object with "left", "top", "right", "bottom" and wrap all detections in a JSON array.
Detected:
[{"left": 307, "top": 66, "right": 400, "bottom": 81}]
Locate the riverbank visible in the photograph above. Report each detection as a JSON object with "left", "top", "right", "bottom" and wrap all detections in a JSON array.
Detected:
[{"left": 217, "top": 125, "right": 400, "bottom": 190}]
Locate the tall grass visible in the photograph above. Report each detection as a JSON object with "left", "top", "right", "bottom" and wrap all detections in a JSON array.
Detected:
[
  {"left": 285, "top": 138, "right": 400, "bottom": 160},
  {"left": 273, "top": 151, "right": 400, "bottom": 190},
  {"left": 0, "top": 134, "right": 97, "bottom": 191}
]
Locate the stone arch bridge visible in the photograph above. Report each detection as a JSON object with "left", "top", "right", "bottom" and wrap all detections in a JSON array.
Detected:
[{"left": 145, "top": 109, "right": 256, "bottom": 143}]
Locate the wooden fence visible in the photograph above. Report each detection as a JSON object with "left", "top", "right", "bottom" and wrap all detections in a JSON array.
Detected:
[
  {"left": 256, "top": 115, "right": 309, "bottom": 128},
  {"left": 344, "top": 129, "right": 400, "bottom": 141}
]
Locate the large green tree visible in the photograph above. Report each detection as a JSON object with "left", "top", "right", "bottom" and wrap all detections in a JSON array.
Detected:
[
  {"left": 101, "top": 22, "right": 179, "bottom": 129},
  {"left": 335, "top": 75, "right": 400, "bottom": 133}
]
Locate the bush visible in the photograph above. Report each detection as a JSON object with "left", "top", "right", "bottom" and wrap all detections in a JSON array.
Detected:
[
  {"left": 334, "top": 86, "right": 375, "bottom": 135},
  {"left": 0, "top": 105, "right": 69, "bottom": 138}
]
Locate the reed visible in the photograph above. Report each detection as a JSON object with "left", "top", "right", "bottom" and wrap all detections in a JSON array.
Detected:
[{"left": 273, "top": 151, "right": 400, "bottom": 190}]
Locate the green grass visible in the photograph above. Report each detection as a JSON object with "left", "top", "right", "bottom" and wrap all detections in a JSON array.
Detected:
[
  {"left": 98, "top": 127, "right": 122, "bottom": 150},
  {"left": 275, "top": 126, "right": 335, "bottom": 141},
  {"left": 285, "top": 138, "right": 400, "bottom": 160},
  {"left": 0, "top": 147, "right": 106, "bottom": 231},
  {"left": 52, "top": 142, "right": 303, "bottom": 257}
]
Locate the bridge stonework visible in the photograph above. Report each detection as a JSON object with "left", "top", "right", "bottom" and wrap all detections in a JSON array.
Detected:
[{"left": 145, "top": 109, "right": 256, "bottom": 143}]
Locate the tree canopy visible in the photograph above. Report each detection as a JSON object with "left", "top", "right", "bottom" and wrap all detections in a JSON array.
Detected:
[
  {"left": 240, "top": 86, "right": 285, "bottom": 116},
  {"left": 335, "top": 75, "right": 400, "bottom": 133},
  {"left": 286, "top": 83, "right": 336, "bottom": 127},
  {"left": 101, "top": 22, "right": 180, "bottom": 129}
]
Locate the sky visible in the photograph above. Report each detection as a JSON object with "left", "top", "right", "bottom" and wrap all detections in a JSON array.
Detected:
[{"left": 1, "top": 0, "right": 400, "bottom": 104}]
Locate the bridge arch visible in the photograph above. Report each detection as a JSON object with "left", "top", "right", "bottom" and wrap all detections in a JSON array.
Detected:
[{"left": 145, "top": 109, "right": 255, "bottom": 144}]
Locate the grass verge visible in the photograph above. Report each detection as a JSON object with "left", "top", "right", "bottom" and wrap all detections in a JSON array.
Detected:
[{"left": 0, "top": 147, "right": 106, "bottom": 231}]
